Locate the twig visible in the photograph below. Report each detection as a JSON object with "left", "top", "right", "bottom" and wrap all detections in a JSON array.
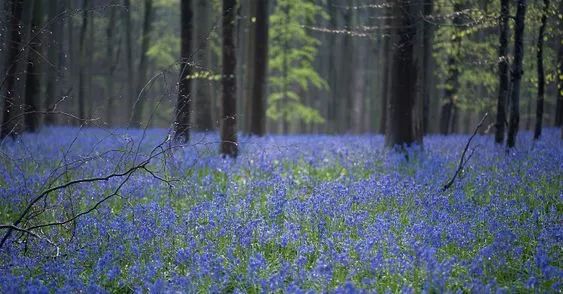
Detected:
[{"left": 442, "top": 113, "right": 488, "bottom": 191}]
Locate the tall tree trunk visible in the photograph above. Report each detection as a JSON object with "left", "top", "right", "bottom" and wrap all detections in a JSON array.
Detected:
[
  {"left": 507, "top": 0, "right": 527, "bottom": 148},
  {"left": 421, "top": 0, "right": 433, "bottom": 134},
  {"left": 555, "top": 0, "right": 563, "bottom": 128},
  {"left": 221, "top": 0, "right": 238, "bottom": 157},
  {"left": 339, "top": 7, "right": 353, "bottom": 133},
  {"left": 131, "top": 0, "right": 154, "bottom": 128},
  {"left": 105, "top": 6, "right": 117, "bottom": 126},
  {"left": 379, "top": 2, "right": 391, "bottom": 134},
  {"left": 327, "top": 0, "right": 338, "bottom": 133},
  {"left": 385, "top": 0, "right": 420, "bottom": 148},
  {"left": 352, "top": 38, "right": 366, "bottom": 134},
  {"left": 495, "top": 0, "right": 510, "bottom": 144},
  {"left": 243, "top": 0, "right": 258, "bottom": 134},
  {"left": 174, "top": 0, "right": 193, "bottom": 142},
  {"left": 1, "top": 0, "right": 24, "bottom": 139},
  {"left": 439, "top": 3, "right": 462, "bottom": 135},
  {"left": 249, "top": 0, "right": 269, "bottom": 136},
  {"left": 24, "top": 0, "right": 42, "bottom": 133},
  {"left": 124, "top": 0, "right": 135, "bottom": 119},
  {"left": 78, "top": 0, "right": 89, "bottom": 122},
  {"left": 194, "top": 0, "right": 214, "bottom": 131},
  {"left": 534, "top": 0, "right": 548, "bottom": 140},
  {"left": 45, "top": 0, "right": 63, "bottom": 125}
]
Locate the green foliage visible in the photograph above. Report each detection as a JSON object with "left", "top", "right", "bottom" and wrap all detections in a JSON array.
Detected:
[
  {"left": 433, "top": 0, "right": 559, "bottom": 114},
  {"left": 267, "top": 0, "right": 328, "bottom": 126}
]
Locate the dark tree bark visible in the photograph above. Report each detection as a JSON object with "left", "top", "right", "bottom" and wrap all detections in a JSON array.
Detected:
[
  {"left": 24, "top": 0, "right": 42, "bottom": 133},
  {"left": 243, "top": 0, "right": 257, "bottom": 134},
  {"left": 439, "top": 3, "right": 462, "bottom": 136},
  {"left": 45, "top": 0, "right": 63, "bottom": 125},
  {"left": 174, "top": 0, "right": 193, "bottom": 142},
  {"left": 495, "top": 0, "right": 510, "bottom": 144},
  {"left": 338, "top": 6, "right": 353, "bottom": 133},
  {"left": 194, "top": 0, "right": 214, "bottom": 131},
  {"left": 1, "top": 0, "right": 24, "bottom": 139},
  {"left": 327, "top": 0, "right": 338, "bottom": 133},
  {"left": 78, "top": 0, "right": 89, "bottom": 122},
  {"left": 249, "top": 0, "right": 269, "bottom": 136},
  {"left": 124, "top": 0, "right": 135, "bottom": 118},
  {"left": 384, "top": 0, "right": 421, "bottom": 148},
  {"left": 534, "top": 0, "right": 549, "bottom": 140},
  {"left": 421, "top": 0, "right": 433, "bottom": 134},
  {"left": 507, "top": 0, "right": 527, "bottom": 148},
  {"left": 105, "top": 6, "right": 118, "bottom": 126},
  {"left": 130, "top": 0, "right": 154, "bottom": 128},
  {"left": 555, "top": 0, "right": 563, "bottom": 128},
  {"left": 221, "top": 0, "right": 238, "bottom": 157},
  {"left": 379, "top": 2, "right": 391, "bottom": 134}
]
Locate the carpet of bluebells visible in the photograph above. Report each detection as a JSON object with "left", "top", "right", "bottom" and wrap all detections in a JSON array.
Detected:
[{"left": 0, "top": 127, "right": 561, "bottom": 293}]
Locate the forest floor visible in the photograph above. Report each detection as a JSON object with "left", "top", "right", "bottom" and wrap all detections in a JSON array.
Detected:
[{"left": 0, "top": 128, "right": 561, "bottom": 292}]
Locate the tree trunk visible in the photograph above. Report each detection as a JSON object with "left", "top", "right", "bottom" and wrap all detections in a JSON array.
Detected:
[
  {"left": 495, "top": 0, "right": 510, "bottom": 144},
  {"left": 131, "top": 0, "right": 154, "bottom": 128},
  {"left": 45, "top": 0, "right": 63, "bottom": 125},
  {"left": 379, "top": 2, "right": 391, "bottom": 134},
  {"left": 422, "top": 0, "right": 433, "bottom": 134},
  {"left": 78, "top": 0, "right": 89, "bottom": 122},
  {"left": 352, "top": 38, "right": 366, "bottom": 134},
  {"left": 124, "top": 0, "right": 135, "bottom": 119},
  {"left": 249, "top": 0, "right": 269, "bottom": 136},
  {"left": 439, "top": 3, "right": 462, "bottom": 135},
  {"left": 339, "top": 7, "right": 353, "bottom": 133},
  {"left": 194, "top": 0, "right": 214, "bottom": 131},
  {"left": 221, "top": 0, "right": 238, "bottom": 157},
  {"left": 534, "top": 0, "right": 548, "bottom": 140},
  {"left": 327, "top": 0, "right": 337, "bottom": 133},
  {"left": 174, "top": 0, "right": 193, "bottom": 142},
  {"left": 105, "top": 6, "right": 117, "bottom": 126},
  {"left": 1, "top": 0, "right": 24, "bottom": 139},
  {"left": 243, "top": 0, "right": 257, "bottom": 134},
  {"left": 507, "top": 0, "right": 527, "bottom": 148},
  {"left": 24, "top": 0, "right": 42, "bottom": 133},
  {"left": 555, "top": 0, "right": 563, "bottom": 128},
  {"left": 385, "top": 0, "right": 420, "bottom": 148}
]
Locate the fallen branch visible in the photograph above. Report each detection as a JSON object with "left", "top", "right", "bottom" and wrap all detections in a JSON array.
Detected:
[
  {"left": 0, "top": 137, "right": 172, "bottom": 250},
  {"left": 443, "top": 113, "right": 488, "bottom": 191}
]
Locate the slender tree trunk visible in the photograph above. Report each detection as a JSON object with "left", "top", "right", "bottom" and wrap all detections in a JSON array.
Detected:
[
  {"left": 86, "top": 10, "right": 94, "bottom": 119},
  {"left": 174, "top": 0, "right": 193, "bottom": 142},
  {"left": 495, "top": 0, "right": 510, "bottom": 144},
  {"left": 45, "top": 0, "right": 62, "bottom": 125},
  {"left": 194, "top": 0, "right": 214, "bottom": 131},
  {"left": 422, "top": 0, "right": 433, "bottom": 134},
  {"left": 221, "top": 0, "right": 238, "bottom": 157},
  {"left": 534, "top": 2, "right": 552, "bottom": 134},
  {"left": 78, "top": 0, "right": 89, "bottom": 122},
  {"left": 1, "top": 0, "right": 24, "bottom": 139},
  {"left": 555, "top": 0, "right": 563, "bottom": 128},
  {"left": 352, "top": 39, "right": 366, "bottom": 134},
  {"left": 327, "top": 0, "right": 337, "bottom": 133},
  {"left": 131, "top": 0, "right": 154, "bottom": 128},
  {"left": 379, "top": 2, "right": 391, "bottom": 134},
  {"left": 439, "top": 3, "right": 462, "bottom": 135},
  {"left": 105, "top": 6, "right": 117, "bottom": 126},
  {"left": 507, "top": 0, "right": 527, "bottom": 148},
  {"left": 24, "top": 0, "right": 42, "bottom": 133},
  {"left": 249, "top": 0, "right": 269, "bottom": 136},
  {"left": 243, "top": 0, "right": 258, "bottom": 134},
  {"left": 339, "top": 7, "right": 353, "bottom": 133},
  {"left": 385, "top": 0, "right": 420, "bottom": 148},
  {"left": 124, "top": 0, "right": 134, "bottom": 119}
]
